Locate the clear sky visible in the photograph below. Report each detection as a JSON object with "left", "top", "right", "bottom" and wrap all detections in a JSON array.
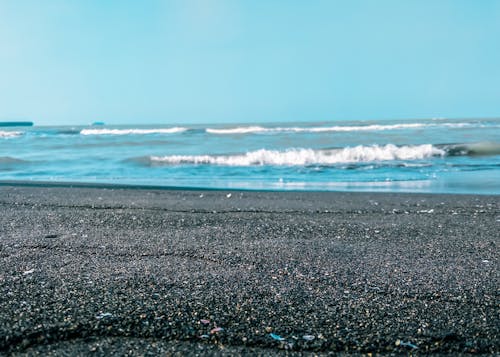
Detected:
[{"left": 1, "top": 0, "right": 499, "bottom": 126}]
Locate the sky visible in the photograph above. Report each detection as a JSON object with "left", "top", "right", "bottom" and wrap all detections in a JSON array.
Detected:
[{"left": 0, "top": 0, "right": 499, "bottom": 126}]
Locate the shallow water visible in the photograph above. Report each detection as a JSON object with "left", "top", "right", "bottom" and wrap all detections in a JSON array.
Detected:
[{"left": 1, "top": 118, "right": 499, "bottom": 194}]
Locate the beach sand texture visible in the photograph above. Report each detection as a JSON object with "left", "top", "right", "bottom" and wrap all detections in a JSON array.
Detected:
[{"left": 0, "top": 185, "right": 498, "bottom": 355}]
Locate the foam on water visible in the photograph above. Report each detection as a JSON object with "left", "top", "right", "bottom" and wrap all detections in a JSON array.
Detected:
[
  {"left": 1, "top": 119, "right": 499, "bottom": 194},
  {"left": 149, "top": 144, "right": 445, "bottom": 166},
  {"left": 80, "top": 127, "right": 188, "bottom": 135},
  {"left": 206, "top": 126, "right": 268, "bottom": 134},
  {"left": 0, "top": 130, "right": 22, "bottom": 138},
  {"left": 205, "top": 122, "right": 475, "bottom": 134}
]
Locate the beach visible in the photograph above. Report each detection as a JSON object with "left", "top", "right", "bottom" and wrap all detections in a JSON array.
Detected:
[{"left": 0, "top": 184, "right": 498, "bottom": 355}]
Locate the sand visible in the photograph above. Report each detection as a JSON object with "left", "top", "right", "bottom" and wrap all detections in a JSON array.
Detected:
[{"left": 0, "top": 183, "right": 498, "bottom": 355}]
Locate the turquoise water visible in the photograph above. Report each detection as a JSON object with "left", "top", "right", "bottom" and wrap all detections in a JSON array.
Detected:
[{"left": 1, "top": 118, "right": 499, "bottom": 194}]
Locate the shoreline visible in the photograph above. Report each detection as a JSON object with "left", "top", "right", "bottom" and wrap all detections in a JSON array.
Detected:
[
  {"left": 1, "top": 179, "right": 499, "bottom": 196},
  {"left": 0, "top": 185, "right": 498, "bottom": 354}
]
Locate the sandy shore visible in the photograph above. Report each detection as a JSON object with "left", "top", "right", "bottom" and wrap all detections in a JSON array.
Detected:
[{"left": 0, "top": 184, "right": 498, "bottom": 355}]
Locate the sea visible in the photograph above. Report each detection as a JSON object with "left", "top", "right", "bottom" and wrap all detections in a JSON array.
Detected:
[{"left": 1, "top": 118, "right": 499, "bottom": 194}]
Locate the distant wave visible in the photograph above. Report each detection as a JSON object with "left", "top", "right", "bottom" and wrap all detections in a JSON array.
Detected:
[
  {"left": 80, "top": 127, "right": 188, "bottom": 136},
  {"left": 146, "top": 144, "right": 446, "bottom": 167},
  {"left": 56, "top": 129, "right": 82, "bottom": 135},
  {"left": 205, "top": 122, "right": 475, "bottom": 135},
  {"left": 0, "top": 130, "right": 23, "bottom": 138},
  {"left": 206, "top": 126, "right": 269, "bottom": 134}
]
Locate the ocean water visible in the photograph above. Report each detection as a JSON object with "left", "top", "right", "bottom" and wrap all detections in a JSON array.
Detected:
[{"left": 1, "top": 118, "right": 499, "bottom": 194}]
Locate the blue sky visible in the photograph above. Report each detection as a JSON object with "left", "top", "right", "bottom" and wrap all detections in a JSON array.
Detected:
[{"left": 0, "top": 0, "right": 499, "bottom": 125}]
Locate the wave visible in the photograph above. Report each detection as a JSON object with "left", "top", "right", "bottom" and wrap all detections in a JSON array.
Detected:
[
  {"left": 206, "top": 126, "right": 270, "bottom": 134},
  {"left": 0, "top": 130, "right": 23, "bottom": 138},
  {"left": 0, "top": 156, "right": 28, "bottom": 164},
  {"left": 205, "top": 122, "right": 476, "bottom": 135},
  {"left": 439, "top": 142, "right": 500, "bottom": 157},
  {"left": 56, "top": 129, "right": 82, "bottom": 135},
  {"left": 0, "top": 156, "right": 29, "bottom": 171},
  {"left": 80, "top": 127, "right": 188, "bottom": 136},
  {"left": 146, "top": 144, "right": 445, "bottom": 167}
]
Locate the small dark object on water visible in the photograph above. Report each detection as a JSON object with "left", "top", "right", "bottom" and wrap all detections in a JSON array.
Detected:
[{"left": 44, "top": 234, "right": 59, "bottom": 238}]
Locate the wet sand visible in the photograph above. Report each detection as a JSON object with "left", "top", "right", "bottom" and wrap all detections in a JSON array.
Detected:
[{"left": 0, "top": 184, "right": 498, "bottom": 355}]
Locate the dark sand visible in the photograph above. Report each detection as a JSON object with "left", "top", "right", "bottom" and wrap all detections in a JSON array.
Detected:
[{"left": 0, "top": 184, "right": 498, "bottom": 355}]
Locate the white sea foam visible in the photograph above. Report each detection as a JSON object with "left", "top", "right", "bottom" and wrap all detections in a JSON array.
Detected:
[
  {"left": 206, "top": 126, "right": 268, "bottom": 134},
  {"left": 0, "top": 130, "right": 22, "bottom": 138},
  {"left": 150, "top": 144, "right": 445, "bottom": 166},
  {"left": 205, "top": 122, "right": 473, "bottom": 134},
  {"left": 273, "top": 180, "right": 433, "bottom": 189},
  {"left": 80, "top": 127, "right": 188, "bottom": 136}
]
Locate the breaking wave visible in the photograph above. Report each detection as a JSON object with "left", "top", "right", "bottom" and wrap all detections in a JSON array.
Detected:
[
  {"left": 206, "top": 126, "right": 270, "bottom": 134},
  {"left": 439, "top": 142, "right": 500, "bottom": 156},
  {"left": 205, "top": 122, "right": 474, "bottom": 135},
  {"left": 80, "top": 127, "right": 188, "bottom": 136},
  {"left": 147, "top": 144, "right": 446, "bottom": 166},
  {"left": 0, "top": 130, "right": 23, "bottom": 138}
]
